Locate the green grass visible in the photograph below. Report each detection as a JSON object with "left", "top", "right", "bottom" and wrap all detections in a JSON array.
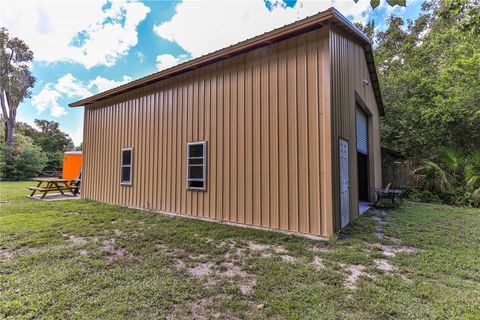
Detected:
[{"left": 1, "top": 181, "right": 479, "bottom": 319}]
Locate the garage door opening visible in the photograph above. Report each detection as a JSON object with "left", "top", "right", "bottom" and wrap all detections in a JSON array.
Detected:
[{"left": 356, "top": 105, "right": 370, "bottom": 210}]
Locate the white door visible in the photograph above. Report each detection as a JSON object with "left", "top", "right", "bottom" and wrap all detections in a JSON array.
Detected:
[{"left": 339, "top": 139, "right": 350, "bottom": 228}]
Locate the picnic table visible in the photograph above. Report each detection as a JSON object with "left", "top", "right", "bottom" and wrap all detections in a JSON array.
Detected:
[
  {"left": 28, "top": 178, "right": 79, "bottom": 199},
  {"left": 370, "top": 184, "right": 405, "bottom": 207}
]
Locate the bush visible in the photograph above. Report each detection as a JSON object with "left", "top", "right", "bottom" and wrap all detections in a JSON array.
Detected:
[
  {"left": 0, "top": 133, "right": 48, "bottom": 180},
  {"left": 412, "top": 148, "right": 480, "bottom": 207},
  {"left": 445, "top": 187, "right": 480, "bottom": 208},
  {"left": 405, "top": 186, "right": 442, "bottom": 204}
]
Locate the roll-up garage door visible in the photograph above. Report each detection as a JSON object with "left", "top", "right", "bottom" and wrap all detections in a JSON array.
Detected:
[{"left": 356, "top": 107, "right": 368, "bottom": 155}]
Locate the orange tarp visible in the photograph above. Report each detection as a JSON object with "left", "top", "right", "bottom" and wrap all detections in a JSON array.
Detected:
[{"left": 62, "top": 152, "right": 82, "bottom": 181}]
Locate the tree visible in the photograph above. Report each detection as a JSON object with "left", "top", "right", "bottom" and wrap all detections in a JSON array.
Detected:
[
  {"left": 355, "top": 20, "right": 376, "bottom": 42},
  {"left": 0, "top": 28, "right": 35, "bottom": 147},
  {"left": 372, "top": 0, "right": 480, "bottom": 161},
  {"left": 0, "top": 131, "right": 47, "bottom": 180},
  {"left": 18, "top": 120, "right": 74, "bottom": 171},
  {"left": 355, "top": 0, "right": 406, "bottom": 9}
]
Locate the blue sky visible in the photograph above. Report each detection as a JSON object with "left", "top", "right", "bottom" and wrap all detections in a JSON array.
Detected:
[{"left": 0, "top": 0, "right": 424, "bottom": 146}]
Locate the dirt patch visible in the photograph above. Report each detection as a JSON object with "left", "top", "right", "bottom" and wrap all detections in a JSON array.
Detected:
[
  {"left": 218, "top": 262, "right": 249, "bottom": 278},
  {"left": 99, "top": 239, "right": 134, "bottom": 262},
  {"left": 113, "top": 229, "right": 122, "bottom": 236},
  {"left": 219, "top": 262, "right": 257, "bottom": 295},
  {"left": 260, "top": 252, "right": 272, "bottom": 259},
  {"left": 374, "top": 259, "right": 394, "bottom": 272},
  {"left": 218, "top": 239, "right": 237, "bottom": 248},
  {"left": 188, "top": 262, "right": 215, "bottom": 277},
  {"left": 370, "top": 214, "right": 403, "bottom": 244},
  {"left": 173, "top": 258, "right": 186, "bottom": 269},
  {"left": 247, "top": 241, "right": 270, "bottom": 252},
  {"left": 370, "top": 216, "right": 390, "bottom": 225},
  {"left": 280, "top": 255, "right": 296, "bottom": 262},
  {"left": 0, "top": 248, "right": 15, "bottom": 260},
  {"left": 344, "top": 265, "right": 368, "bottom": 290},
  {"left": 67, "top": 235, "right": 88, "bottom": 245},
  {"left": 311, "top": 256, "right": 324, "bottom": 268},
  {"left": 99, "top": 239, "right": 116, "bottom": 251},
  {"left": 370, "top": 243, "right": 421, "bottom": 257},
  {"left": 223, "top": 247, "right": 245, "bottom": 260},
  {"left": 273, "top": 246, "right": 288, "bottom": 254},
  {"left": 239, "top": 278, "right": 257, "bottom": 295}
]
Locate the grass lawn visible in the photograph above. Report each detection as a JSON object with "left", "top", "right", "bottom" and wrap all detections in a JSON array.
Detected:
[{"left": 1, "top": 181, "right": 479, "bottom": 319}]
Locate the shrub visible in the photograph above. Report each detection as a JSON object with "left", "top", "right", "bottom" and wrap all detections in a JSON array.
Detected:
[
  {"left": 412, "top": 148, "right": 480, "bottom": 207},
  {"left": 0, "top": 133, "right": 48, "bottom": 180},
  {"left": 405, "top": 186, "right": 442, "bottom": 204}
]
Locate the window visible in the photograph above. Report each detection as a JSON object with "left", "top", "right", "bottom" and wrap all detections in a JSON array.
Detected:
[
  {"left": 187, "top": 141, "right": 207, "bottom": 190},
  {"left": 120, "top": 148, "right": 133, "bottom": 185}
]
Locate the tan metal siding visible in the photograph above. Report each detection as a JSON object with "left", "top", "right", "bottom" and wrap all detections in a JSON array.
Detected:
[
  {"left": 330, "top": 26, "right": 382, "bottom": 231},
  {"left": 82, "top": 28, "right": 333, "bottom": 237}
]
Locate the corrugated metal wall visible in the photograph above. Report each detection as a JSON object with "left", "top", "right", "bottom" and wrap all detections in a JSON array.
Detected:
[
  {"left": 330, "top": 26, "right": 382, "bottom": 230},
  {"left": 82, "top": 27, "right": 334, "bottom": 236}
]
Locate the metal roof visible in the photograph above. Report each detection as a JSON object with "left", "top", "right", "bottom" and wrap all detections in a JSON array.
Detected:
[{"left": 70, "top": 7, "right": 384, "bottom": 115}]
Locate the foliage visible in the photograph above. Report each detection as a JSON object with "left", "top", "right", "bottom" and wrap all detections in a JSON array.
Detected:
[
  {"left": 0, "top": 27, "right": 35, "bottom": 146},
  {"left": 17, "top": 120, "right": 74, "bottom": 170},
  {"left": 0, "top": 133, "right": 47, "bottom": 180},
  {"left": 0, "top": 119, "right": 72, "bottom": 179},
  {"left": 354, "top": 0, "right": 406, "bottom": 8},
  {"left": 364, "top": 0, "right": 480, "bottom": 161},
  {"left": 412, "top": 148, "right": 480, "bottom": 207}
]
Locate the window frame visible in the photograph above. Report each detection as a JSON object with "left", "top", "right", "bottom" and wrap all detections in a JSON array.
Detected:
[
  {"left": 120, "top": 147, "right": 133, "bottom": 186},
  {"left": 186, "top": 141, "right": 207, "bottom": 191}
]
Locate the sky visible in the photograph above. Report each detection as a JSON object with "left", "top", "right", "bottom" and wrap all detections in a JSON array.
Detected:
[{"left": 0, "top": 0, "right": 424, "bottom": 146}]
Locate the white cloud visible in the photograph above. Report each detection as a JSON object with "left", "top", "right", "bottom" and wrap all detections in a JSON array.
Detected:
[
  {"left": 154, "top": 0, "right": 373, "bottom": 58},
  {"left": 32, "top": 84, "right": 68, "bottom": 117},
  {"left": 0, "top": 0, "right": 150, "bottom": 68},
  {"left": 32, "top": 73, "right": 132, "bottom": 117},
  {"left": 55, "top": 74, "right": 91, "bottom": 99},
  {"left": 156, "top": 54, "right": 188, "bottom": 71},
  {"left": 88, "top": 75, "right": 132, "bottom": 92}
]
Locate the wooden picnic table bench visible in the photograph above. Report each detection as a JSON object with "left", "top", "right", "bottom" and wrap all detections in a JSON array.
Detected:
[
  {"left": 370, "top": 183, "right": 405, "bottom": 207},
  {"left": 28, "top": 178, "right": 78, "bottom": 199}
]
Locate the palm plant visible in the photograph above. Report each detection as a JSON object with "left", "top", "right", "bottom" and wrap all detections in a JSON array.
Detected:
[
  {"left": 412, "top": 148, "right": 480, "bottom": 205},
  {"left": 465, "top": 150, "right": 480, "bottom": 199},
  {"left": 412, "top": 160, "right": 451, "bottom": 193}
]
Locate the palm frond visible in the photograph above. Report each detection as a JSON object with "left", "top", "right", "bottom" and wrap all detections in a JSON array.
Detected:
[
  {"left": 438, "top": 147, "right": 462, "bottom": 173},
  {"left": 413, "top": 160, "right": 452, "bottom": 192}
]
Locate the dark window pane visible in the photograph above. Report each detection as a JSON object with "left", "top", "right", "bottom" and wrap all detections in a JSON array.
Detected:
[
  {"left": 189, "top": 180, "right": 204, "bottom": 189},
  {"left": 189, "top": 144, "right": 204, "bottom": 157},
  {"left": 122, "top": 150, "right": 132, "bottom": 165},
  {"left": 189, "top": 158, "right": 203, "bottom": 165},
  {"left": 189, "top": 166, "right": 203, "bottom": 179},
  {"left": 121, "top": 167, "right": 131, "bottom": 183}
]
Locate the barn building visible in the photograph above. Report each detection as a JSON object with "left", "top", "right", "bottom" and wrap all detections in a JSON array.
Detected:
[{"left": 70, "top": 8, "right": 384, "bottom": 238}]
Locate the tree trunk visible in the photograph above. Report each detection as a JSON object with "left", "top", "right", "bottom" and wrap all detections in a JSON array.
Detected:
[
  {"left": 1, "top": 89, "right": 16, "bottom": 146},
  {"left": 6, "top": 116, "right": 15, "bottom": 146}
]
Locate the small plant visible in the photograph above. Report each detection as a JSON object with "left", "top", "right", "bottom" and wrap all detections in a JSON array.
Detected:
[{"left": 328, "top": 233, "right": 338, "bottom": 246}]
